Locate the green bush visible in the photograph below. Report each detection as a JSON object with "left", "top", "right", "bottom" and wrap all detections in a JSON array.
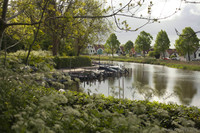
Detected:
[
  {"left": 54, "top": 56, "right": 91, "bottom": 69},
  {"left": 0, "top": 65, "right": 200, "bottom": 132},
  {"left": 148, "top": 51, "right": 155, "bottom": 57}
]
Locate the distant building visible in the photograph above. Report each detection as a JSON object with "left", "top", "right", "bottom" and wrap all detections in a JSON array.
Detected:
[
  {"left": 87, "top": 44, "right": 96, "bottom": 55},
  {"left": 86, "top": 44, "right": 104, "bottom": 55},
  {"left": 185, "top": 47, "right": 200, "bottom": 61},
  {"left": 116, "top": 46, "right": 125, "bottom": 56},
  {"left": 129, "top": 47, "right": 142, "bottom": 57},
  {"left": 160, "top": 49, "right": 179, "bottom": 58}
]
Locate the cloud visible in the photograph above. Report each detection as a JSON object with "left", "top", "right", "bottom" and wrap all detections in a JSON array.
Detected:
[
  {"left": 190, "top": 5, "right": 200, "bottom": 16},
  {"left": 114, "top": 2, "right": 200, "bottom": 48}
]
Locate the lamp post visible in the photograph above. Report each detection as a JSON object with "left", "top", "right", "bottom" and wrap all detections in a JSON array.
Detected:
[{"left": 97, "top": 49, "right": 103, "bottom": 67}]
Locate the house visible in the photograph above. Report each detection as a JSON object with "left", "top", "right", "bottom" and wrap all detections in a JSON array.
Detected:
[
  {"left": 185, "top": 47, "right": 200, "bottom": 61},
  {"left": 87, "top": 44, "right": 96, "bottom": 55},
  {"left": 94, "top": 44, "right": 104, "bottom": 55},
  {"left": 86, "top": 44, "right": 104, "bottom": 55},
  {"left": 160, "top": 49, "right": 179, "bottom": 58},
  {"left": 130, "top": 47, "right": 142, "bottom": 57},
  {"left": 116, "top": 46, "right": 125, "bottom": 56}
]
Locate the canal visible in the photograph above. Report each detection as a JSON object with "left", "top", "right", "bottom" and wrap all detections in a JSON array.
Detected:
[{"left": 81, "top": 61, "right": 200, "bottom": 107}]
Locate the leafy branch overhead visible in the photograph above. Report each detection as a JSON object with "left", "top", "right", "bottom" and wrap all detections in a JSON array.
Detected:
[{"left": 0, "top": 0, "right": 199, "bottom": 59}]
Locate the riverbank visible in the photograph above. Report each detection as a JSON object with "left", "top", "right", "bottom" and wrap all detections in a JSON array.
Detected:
[
  {"left": 1, "top": 53, "right": 200, "bottom": 132},
  {"left": 90, "top": 56, "right": 200, "bottom": 71}
]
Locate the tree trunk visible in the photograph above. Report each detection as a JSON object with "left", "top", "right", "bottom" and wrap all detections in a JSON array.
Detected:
[
  {"left": 52, "top": 35, "right": 59, "bottom": 56},
  {"left": 163, "top": 51, "right": 165, "bottom": 58},
  {"left": 0, "top": 21, "right": 6, "bottom": 52},
  {"left": 112, "top": 50, "right": 113, "bottom": 57},
  {"left": 188, "top": 51, "right": 190, "bottom": 61},
  {"left": 0, "top": 30, "right": 4, "bottom": 52},
  {"left": 77, "top": 46, "right": 81, "bottom": 56},
  {"left": 143, "top": 50, "right": 145, "bottom": 57},
  {"left": 3, "top": 35, "right": 7, "bottom": 68}
]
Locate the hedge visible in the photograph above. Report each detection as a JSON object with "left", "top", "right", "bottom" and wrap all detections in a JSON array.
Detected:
[{"left": 53, "top": 56, "right": 91, "bottom": 69}]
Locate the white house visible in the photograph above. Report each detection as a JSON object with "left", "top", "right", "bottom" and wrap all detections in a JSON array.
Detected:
[
  {"left": 194, "top": 47, "right": 200, "bottom": 60},
  {"left": 185, "top": 47, "right": 200, "bottom": 61},
  {"left": 86, "top": 44, "right": 105, "bottom": 55},
  {"left": 160, "top": 49, "right": 179, "bottom": 58},
  {"left": 87, "top": 44, "right": 96, "bottom": 55}
]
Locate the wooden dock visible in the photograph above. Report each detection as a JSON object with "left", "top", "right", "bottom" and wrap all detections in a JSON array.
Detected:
[{"left": 58, "top": 65, "right": 131, "bottom": 81}]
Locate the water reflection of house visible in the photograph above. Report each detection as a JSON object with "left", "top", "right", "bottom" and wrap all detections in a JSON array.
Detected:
[{"left": 86, "top": 44, "right": 104, "bottom": 55}]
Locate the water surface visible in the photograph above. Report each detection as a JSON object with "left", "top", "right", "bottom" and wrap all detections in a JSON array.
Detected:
[{"left": 81, "top": 61, "right": 200, "bottom": 107}]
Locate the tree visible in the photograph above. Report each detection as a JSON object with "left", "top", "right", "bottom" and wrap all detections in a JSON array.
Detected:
[
  {"left": 175, "top": 27, "right": 199, "bottom": 61},
  {"left": 105, "top": 33, "right": 120, "bottom": 57},
  {"left": 124, "top": 40, "right": 134, "bottom": 54},
  {"left": 0, "top": 0, "right": 194, "bottom": 61},
  {"left": 135, "top": 31, "right": 153, "bottom": 57},
  {"left": 154, "top": 30, "right": 170, "bottom": 58}
]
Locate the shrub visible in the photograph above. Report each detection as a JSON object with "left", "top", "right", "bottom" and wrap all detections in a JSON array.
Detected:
[
  {"left": 0, "top": 64, "right": 200, "bottom": 132},
  {"left": 148, "top": 51, "right": 155, "bottom": 57}
]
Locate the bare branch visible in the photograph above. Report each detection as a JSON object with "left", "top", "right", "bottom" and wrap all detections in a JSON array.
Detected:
[
  {"left": 6, "top": 22, "right": 40, "bottom": 26},
  {"left": 6, "top": 10, "right": 24, "bottom": 22},
  {"left": 4, "top": 36, "right": 24, "bottom": 50},
  {"left": 184, "top": 0, "right": 200, "bottom": 4},
  {"left": 175, "top": 28, "right": 200, "bottom": 38}
]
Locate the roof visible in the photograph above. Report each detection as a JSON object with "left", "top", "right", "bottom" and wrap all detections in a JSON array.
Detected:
[
  {"left": 166, "top": 49, "right": 177, "bottom": 55},
  {"left": 194, "top": 47, "right": 200, "bottom": 53},
  {"left": 94, "top": 44, "right": 104, "bottom": 51},
  {"left": 120, "top": 46, "right": 125, "bottom": 53},
  {"left": 131, "top": 48, "right": 135, "bottom": 54}
]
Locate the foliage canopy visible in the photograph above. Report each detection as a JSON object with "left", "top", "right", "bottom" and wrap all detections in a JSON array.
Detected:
[
  {"left": 135, "top": 31, "right": 153, "bottom": 57},
  {"left": 175, "top": 27, "right": 199, "bottom": 61},
  {"left": 154, "top": 30, "right": 170, "bottom": 58}
]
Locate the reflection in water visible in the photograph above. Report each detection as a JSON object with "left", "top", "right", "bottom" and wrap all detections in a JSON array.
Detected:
[
  {"left": 107, "top": 77, "right": 115, "bottom": 87},
  {"left": 81, "top": 61, "right": 200, "bottom": 107},
  {"left": 174, "top": 80, "right": 197, "bottom": 105},
  {"left": 133, "top": 64, "right": 149, "bottom": 85},
  {"left": 153, "top": 67, "right": 168, "bottom": 97}
]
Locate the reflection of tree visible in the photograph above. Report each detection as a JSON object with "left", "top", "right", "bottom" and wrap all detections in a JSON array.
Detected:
[
  {"left": 174, "top": 80, "right": 197, "bottom": 105},
  {"left": 124, "top": 69, "right": 133, "bottom": 84},
  {"left": 132, "top": 64, "right": 153, "bottom": 100},
  {"left": 107, "top": 77, "right": 115, "bottom": 87},
  {"left": 153, "top": 73, "right": 167, "bottom": 97},
  {"left": 133, "top": 81, "right": 155, "bottom": 101},
  {"left": 133, "top": 65, "right": 149, "bottom": 85}
]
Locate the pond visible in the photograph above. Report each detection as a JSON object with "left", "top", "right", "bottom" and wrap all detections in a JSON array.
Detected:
[{"left": 81, "top": 61, "right": 200, "bottom": 107}]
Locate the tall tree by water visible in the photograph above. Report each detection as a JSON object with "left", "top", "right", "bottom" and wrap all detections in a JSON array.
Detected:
[
  {"left": 154, "top": 30, "right": 170, "bottom": 58},
  {"left": 175, "top": 27, "right": 199, "bottom": 61},
  {"left": 135, "top": 31, "right": 153, "bottom": 57},
  {"left": 124, "top": 40, "right": 134, "bottom": 55},
  {"left": 105, "top": 33, "right": 120, "bottom": 57}
]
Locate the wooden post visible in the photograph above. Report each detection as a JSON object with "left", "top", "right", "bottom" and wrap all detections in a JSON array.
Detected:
[
  {"left": 123, "top": 77, "right": 124, "bottom": 99},
  {"left": 119, "top": 78, "right": 120, "bottom": 98}
]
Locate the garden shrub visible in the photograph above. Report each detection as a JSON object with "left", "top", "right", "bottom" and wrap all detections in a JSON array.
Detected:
[{"left": 0, "top": 65, "right": 200, "bottom": 133}]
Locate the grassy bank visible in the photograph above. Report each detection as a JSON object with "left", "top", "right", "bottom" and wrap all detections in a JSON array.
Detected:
[{"left": 90, "top": 56, "right": 200, "bottom": 71}]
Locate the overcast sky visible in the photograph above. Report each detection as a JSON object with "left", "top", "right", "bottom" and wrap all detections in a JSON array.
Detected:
[{"left": 110, "top": 0, "right": 200, "bottom": 48}]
